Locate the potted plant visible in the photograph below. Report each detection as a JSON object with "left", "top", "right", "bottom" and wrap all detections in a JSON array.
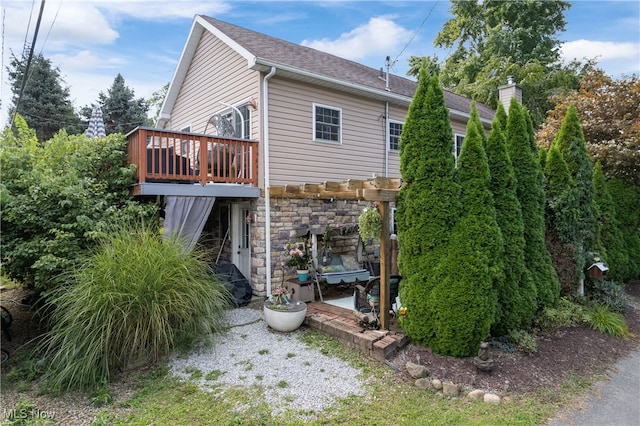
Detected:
[
  {"left": 263, "top": 285, "right": 307, "bottom": 332},
  {"left": 285, "top": 238, "right": 312, "bottom": 281}
]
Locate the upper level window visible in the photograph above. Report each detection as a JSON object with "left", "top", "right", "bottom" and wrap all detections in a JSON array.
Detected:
[
  {"left": 313, "top": 104, "right": 341, "bottom": 143},
  {"left": 389, "top": 121, "right": 403, "bottom": 151},
  {"left": 454, "top": 134, "right": 464, "bottom": 166},
  {"left": 222, "top": 104, "right": 251, "bottom": 139}
]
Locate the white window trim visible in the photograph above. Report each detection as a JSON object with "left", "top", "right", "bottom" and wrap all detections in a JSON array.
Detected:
[
  {"left": 312, "top": 103, "right": 342, "bottom": 144},
  {"left": 217, "top": 103, "right": 252, "bottom": 140},
  {"left": 453, "top": 133, "right": 465, "bottom": 167},
  {"left": 388, "top": 120, "right": 404, "bottom": 152}
]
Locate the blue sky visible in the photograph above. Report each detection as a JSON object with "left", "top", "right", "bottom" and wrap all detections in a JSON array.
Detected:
[{"left": 2, "top": 0, "right": 639, "bottom": 128}]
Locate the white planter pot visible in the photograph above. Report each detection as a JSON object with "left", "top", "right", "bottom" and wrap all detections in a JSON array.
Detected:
[{"left": 263, "top": 300, "right": 307, "bottom": 332}]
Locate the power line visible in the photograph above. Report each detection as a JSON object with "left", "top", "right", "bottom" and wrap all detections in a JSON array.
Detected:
[
  {"left": 390, "top": 0, "right": 440, "bottom": 69},
  {"left": 11, "top": 0, "right": 46, "bottom": 129},
  {"left": 40, "top": 0, "right": 63, "bottom": 54}
]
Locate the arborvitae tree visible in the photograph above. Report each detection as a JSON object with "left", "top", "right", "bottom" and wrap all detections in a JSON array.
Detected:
[
  {"left": 593, "top": 163, "right": 628, "bottom": 281},
  {"left": 607, "top": 178, "right": 640, "bottom": 281},
  {"left": 429, "top": 104, "right": 502, "bottom": 357},
  {"left": 84, "top": 74, "right": 149, "bottom": 135},
  {"left": 550, "top": 103, "right": 596, "bottom": 294},
  {"left": 507, "top": 98, "right": 560, "bottom": 308},
  {"left": 7, "top": 52, "right": 82, "bottom": 142},
  {"left": 396, "top": 68, "right": 460, "bottom": 343},
  {"left": 486, "top": 103, "right": 535, "bottom": 334},
  {"left": 544, "top": 145, "right": 581, "bottom": 294}
]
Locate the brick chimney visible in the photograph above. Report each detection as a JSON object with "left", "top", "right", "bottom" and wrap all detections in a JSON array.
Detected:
[{"left": 498, "top": 76, "right": 522, "bottom": 113}]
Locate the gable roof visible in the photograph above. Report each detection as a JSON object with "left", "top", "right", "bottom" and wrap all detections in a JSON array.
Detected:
[{"left": 159, "top": 15, "right": 495, "bottom": 126}]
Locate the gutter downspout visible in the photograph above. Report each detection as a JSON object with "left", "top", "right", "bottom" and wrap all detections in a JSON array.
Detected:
[
  {"left": 384, "top": 101, "right": 389, "bottom": 177},
  {"left": 262, "top": 66, "right": 277, "bottom": 298}
]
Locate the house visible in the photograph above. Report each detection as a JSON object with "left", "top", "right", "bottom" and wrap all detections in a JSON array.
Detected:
[{"left": 127, "top": 15, "right": 510, "bottom": 298}]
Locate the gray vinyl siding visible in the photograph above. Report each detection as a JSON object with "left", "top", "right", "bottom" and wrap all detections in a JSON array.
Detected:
[{"left": 169, "top": 31, "right": 260, "bottom": 138}]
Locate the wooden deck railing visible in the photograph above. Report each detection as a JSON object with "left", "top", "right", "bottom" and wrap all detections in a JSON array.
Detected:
[{"left": 126, "top": 127, "right": 258, "bottom": 186}]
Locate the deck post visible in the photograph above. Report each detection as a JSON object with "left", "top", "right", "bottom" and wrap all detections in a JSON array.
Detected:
[{"left": 378, "top": 201, "right": 391, "bottom": 330}]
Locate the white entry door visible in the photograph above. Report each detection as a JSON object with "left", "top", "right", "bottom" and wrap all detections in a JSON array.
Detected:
[{"left": 231, "top": 202, "right": 251, "bottom": 281}]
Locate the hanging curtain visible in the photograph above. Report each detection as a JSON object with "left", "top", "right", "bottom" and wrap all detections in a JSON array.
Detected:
[{"left": 163, "top": 196, "right": 215, "bottom": 251}]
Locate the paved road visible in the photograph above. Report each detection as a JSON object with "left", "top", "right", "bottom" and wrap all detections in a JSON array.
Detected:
[{"left": 547, "top": 346, "right": 640, "bottom": 426}]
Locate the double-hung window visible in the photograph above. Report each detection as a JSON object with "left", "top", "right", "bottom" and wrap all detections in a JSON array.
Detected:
[
  {"left": 389, "top": 120, "right": 403, "bottom": 151},
  {"left": 313, "top": 103, "right": 341, "bottom": 143}
]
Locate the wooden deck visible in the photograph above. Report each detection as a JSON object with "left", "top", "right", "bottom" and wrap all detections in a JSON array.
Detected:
[
  {"left": 304, "top": 301, "right": 407, "bottom": 360},
  {"left": 126, "top": 127, "right": 258, "bottom": 187}
]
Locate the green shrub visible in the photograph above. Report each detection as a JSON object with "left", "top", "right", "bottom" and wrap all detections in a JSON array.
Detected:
[
  {"left": 534, "top": 297, "right": 587, "bottom": 331},
  {"left": 586, "top": 279, "right": 628, "bottom": 313},
  {"left": 508, "top": 329, "right": 538, "bottom": 354},
  {"left": 38, "top": 223, "right": 232, "bottom": 391},
  {"left": 585, "top": 305, "right": 630, "bottom": 338}
]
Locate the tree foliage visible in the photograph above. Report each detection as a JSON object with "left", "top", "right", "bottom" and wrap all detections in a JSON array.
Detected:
[
  {"left": 82, "top": 73, "right": 149, "bottom": 135},
  {"left": 429, "top": 104, "right": 502, "bottom": 356},
  {"left": 396, "top": 68, "right": 460, "bottom": 344},
  {"left": 607, "top": 178, "right": 640, "bottom": 281},
  {"left": 537, "top": 68, "right": 640, "bottom": 189},
  {"left": 410, "top": 0, "right": 588, "bottom": 127},
  {"left": 485, "top": 103, "right": 535, "bottom": 334},
  {"left": 592, "top": 163, "right": 628, "bottom": 282},
  {"left": 7, "top": 52, "right": 82, "bottom": 142},
  {"left": 0, "top": 117, "right": 158, "bottom": 293},
  {"left": 506, "top": 98, "right": 560, "bottom": 308}
]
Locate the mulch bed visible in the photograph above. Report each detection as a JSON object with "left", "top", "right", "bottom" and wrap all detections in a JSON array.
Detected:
[{"left": 389, "top": 280, "right": 640, "bottom": 395}]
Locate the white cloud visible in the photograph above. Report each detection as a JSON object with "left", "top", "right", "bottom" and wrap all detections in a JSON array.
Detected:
[
  {"left": 89, "top": 0, "right": 232, "bottom": 20},
  {"left": 301, "top": 17, "right": 413, "bottom": 61},
  {"left": 561, "top": 39, "right": 640, "bottom": 75},
  {"left": 50, "top": 51, "right": 126, "bottom": 72}
]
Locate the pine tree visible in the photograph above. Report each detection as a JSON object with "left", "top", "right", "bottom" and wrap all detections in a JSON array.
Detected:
[
  {"left": 396, "top": 68, "right": 460, "bottom": 343},
  {"left": 507, "top": 98, "right": 560, "bottom": 308},
  {"left": 92, "top": 74, "right": 149, "bottom": 135},
  {"left": 429, "top": 103, "right": 502, "bottom": 357},
  {"left": 7, "top": 53, "right": 82, "bottom": 142},
  {"left": 486, "top": 103, "right": 535, "bottom": 334}
]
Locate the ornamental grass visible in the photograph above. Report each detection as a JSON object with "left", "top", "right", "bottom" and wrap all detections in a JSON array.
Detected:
[{"left": 39, "top": 223, "right": 232, "bottom": 391}]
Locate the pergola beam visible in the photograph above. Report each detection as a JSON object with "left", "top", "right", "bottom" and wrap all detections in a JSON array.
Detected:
[{"left": 268, "top": 177, "right": 401, "bottom": 330}]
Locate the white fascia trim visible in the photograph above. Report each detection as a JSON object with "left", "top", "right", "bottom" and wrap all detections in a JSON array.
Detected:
[
  {"left": 254, "top": 59, "right": 412, "bottom": 105},
  {"left": 196, "top": 16, "right": 257, "bottom": 66},
  {"left": 449, "top": 108, "right": 493, "bottom": 127},
  {"left": 157, "top": 18, "right": 203, "bottom": 129}
]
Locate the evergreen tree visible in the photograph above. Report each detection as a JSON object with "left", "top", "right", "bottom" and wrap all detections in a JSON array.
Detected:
[
  {"left": 429, "top": 104, "right": 502, "bottom": 357},
  {"left": 85, "top": 74, "right": 149, "bottom": 135},
  {"left": 7, "top": 52, "right": 82, "bottom": 142},
  {"left": 506, "top": 98, "right": 559, "bottom": 308},
  {"left": 544, "top": 145, "right": 581, "bottom": 293},
  {"left": 593, "top": 163, "right": 627, "bottom": 281},
  {"left": 549, "top": 104, "right": 596, "bottom": 294},
  {"left": 485, "top": 103, "right": 535, "bottom": 334},
  {"left": 607, "top": 178, "right": 640, "bottom": 281},
  {"left": 396, "top": 68, "right": 460, "bottom": 344}
]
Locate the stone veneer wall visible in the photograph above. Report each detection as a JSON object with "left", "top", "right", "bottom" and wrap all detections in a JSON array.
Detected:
[{"left": 249, "top": 197, "right": 373, "bottom": 297}]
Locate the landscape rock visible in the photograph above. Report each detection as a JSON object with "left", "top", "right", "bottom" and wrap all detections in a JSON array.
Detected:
[
  {"left": 442, "top": 382, "right": 459, "bottom": 397},
  {"left": 431, "top": 378, "right": 443, "bottom": 391},
  {"left": 406, "top": 361, "right": 428, "bottom": 378},
  {"left": 468, "top": 389, "right": 485, "bottom": 400},
  {"left": 484, "top": 393, "right": 501, "bottom": 404},
  {"left": 415, "top": 378, "right": 430, "bottom": 389}
]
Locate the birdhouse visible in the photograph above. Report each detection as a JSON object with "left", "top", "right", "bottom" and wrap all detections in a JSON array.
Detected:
[{"left": 587, "top": 262, "right": 608, "bottom": 279}]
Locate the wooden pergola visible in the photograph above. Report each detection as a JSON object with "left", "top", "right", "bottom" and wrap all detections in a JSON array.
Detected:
[{"left": 269, "top": 177, "right": 401, "bottom": 329}]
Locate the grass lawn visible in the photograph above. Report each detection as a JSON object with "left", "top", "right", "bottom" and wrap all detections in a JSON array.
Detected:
[{"left": 78, "top": 330, "right": 580, "bottom": 426}]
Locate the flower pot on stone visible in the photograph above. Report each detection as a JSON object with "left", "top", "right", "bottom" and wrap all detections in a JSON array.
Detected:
[
  {"left": 296, "top": 269, "right": 309, "bottom": 282},
  {"left": 263, "top": 300, "right": 307, "bottom": 332}
]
